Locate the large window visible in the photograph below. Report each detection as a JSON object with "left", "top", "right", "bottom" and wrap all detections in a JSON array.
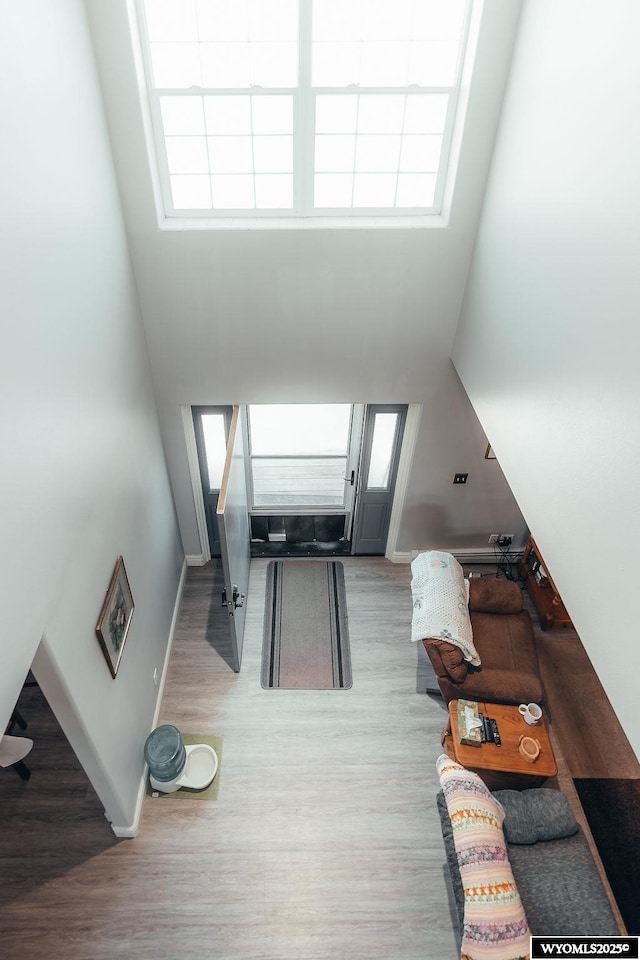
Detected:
[{"left": 136, "top": 0, "right": 472, "bottom": 219}]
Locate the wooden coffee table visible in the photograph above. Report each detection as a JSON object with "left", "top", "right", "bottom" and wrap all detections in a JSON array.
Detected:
[{"left": 443, "top": 700, "right": 557, "bottom": 790}]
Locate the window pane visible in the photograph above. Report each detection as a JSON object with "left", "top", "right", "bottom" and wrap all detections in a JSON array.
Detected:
[
  {"left": 201, "top": 42, "right": 251, "bottom": 87},
  {"left": 357, "top": 95, "right": 405, "bottom": 134},
  {"left": 409, "top": 42, "right": 460, "bottom": 86},
  {"left": 212, "top": 174, "right": 255, "bottom": 208},
  {"left": 145, "top": 0, "right": 198, "bottom": 42},
  {"left": 399, "top": 135, "right": 442, "bottom": 173},
  {"left": 247, "top": 0, "right": 298, "bottom": 42},
  {"left": 413, "top": 0, "right": 467, "bottom": 41},
  {"left": 353, "top": 173, "right": 396, "bottom": 207},
  {"left": 359, "top": 42, "right": 410, "bottom": 87},
  {"left": 366, "top": 414, "right": 398, "bottom": 489},
  {"left": 252, "top": 458, "right": 347, "bottom": 506},
  {"left": 252, "top": 96, "right": 293, "bottom": 135},
  {"left": 253, "top": 136, "right": 293, "bottom": 173},
  {"left": 170, "top": 174, "right": 212, "bottom": 208},
  {"left": 250, "top": 42, "right": 298, "bottom": 86},
  {"left": 396, "top": 173, "right": 437, "bottom": 207},
  {"left": 404, "top": 95, "right": 448, "bottom": 134},
  {"left": 249, "top": 405, "right": 352, "bottom": 455},
  {"left": 314, "top": 173, "right": 353, "bottom": 207},
  {"left": 165, "top": 136, "right": 209, "bottom": 174},
  {"left": 255, "top": 174, "right": 293, "bottom": 208},
  {"left": 355, "top": 136, "right": 401, "bottom": 173},
  {"left": 313, "top": 0, "right": 361, "bottom": 41},
  {"left": 315, "top": 95, "right": 358, "bottom": 134},
  {"left": 201, "top": 414, "right": 227, "bottom": 489},
  {"left": 312, "top": 42, "right": 361, "bottom": 86},
  {"left": 160, "top": 96, "right": 205, "bottom": 135},
  {"left": 195, "top": 0, "right": 248, "bottom": 41},
  {"left": 204, "top": 96, "right": 252, "bottom": 135},
  {"left": 150, "top": 42, "right": 201, "bottom": 87},
  {"left": 207, "top": 136, "right": 253, "bottom": 174},
  {"left": 315, "top": 135, "right": 355, "bottom": 172}
]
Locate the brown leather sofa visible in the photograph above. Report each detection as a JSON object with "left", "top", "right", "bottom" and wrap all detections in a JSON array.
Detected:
[{"left": 422, "top": 577, "right": 544, "bottom": 706}]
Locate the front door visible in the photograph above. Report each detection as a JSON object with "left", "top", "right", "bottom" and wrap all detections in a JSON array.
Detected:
[
  {"left": 352, "top": 404, "right": 407, "bottom": 555},
  {"left": 217, "top": 406, "right": 251, "bottom": 672}
]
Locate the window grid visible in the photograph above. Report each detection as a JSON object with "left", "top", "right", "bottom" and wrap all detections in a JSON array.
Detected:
[{"left": 137, "top": 0, "right": 472, "bottom": 219}]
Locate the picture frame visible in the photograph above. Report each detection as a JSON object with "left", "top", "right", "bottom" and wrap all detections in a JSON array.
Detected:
[
  {"left": 484, "top": 443, "right": 497, "bottom": 460},
  {"left": 96, "top": 556, "right": 134, "bottom": 678}
]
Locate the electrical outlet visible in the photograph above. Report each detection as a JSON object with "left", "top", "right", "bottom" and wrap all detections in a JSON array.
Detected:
[
  {"left": 488, "top": 534, "right": 499, "bottom": 544},
  {"left": 497, "top": 533, "right": 514, "bottom": 546}
]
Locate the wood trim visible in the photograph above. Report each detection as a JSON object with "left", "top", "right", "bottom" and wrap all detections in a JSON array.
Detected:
[
  {"left": 181, "top": 404, "right": 211, "bottom": 563},
  {"left": 217, "top": 405, "right": 239, "bottom": 516},
  {"left": 385, "top": 403, "right": 422, "bottom": 560}
]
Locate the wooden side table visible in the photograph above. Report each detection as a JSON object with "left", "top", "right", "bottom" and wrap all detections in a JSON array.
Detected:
[{"left": 443, "top": 700, "right": 557, "bottom": 790}]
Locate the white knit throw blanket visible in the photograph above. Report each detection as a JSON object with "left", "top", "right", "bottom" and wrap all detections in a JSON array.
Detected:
[{"left": 410, "top": 551, "right": 481, "bottom": 665}]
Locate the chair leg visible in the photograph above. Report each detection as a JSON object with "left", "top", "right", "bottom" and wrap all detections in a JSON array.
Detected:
[
  {"left": 7, "top": 708, "right": 28, "bottom": 734},
  {"left": 11, "top": 760, "right": 31, "bottom": 781}
]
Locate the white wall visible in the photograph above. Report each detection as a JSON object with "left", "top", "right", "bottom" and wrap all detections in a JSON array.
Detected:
[
  {"left": 452, "top": 0, "right": 640, "bottom": 757},
  {"left": 86, "top": 0, "right": 526, "bottom": 561},
  {"left": 0, "top": 1, "right": 184, "bottom": 829}
]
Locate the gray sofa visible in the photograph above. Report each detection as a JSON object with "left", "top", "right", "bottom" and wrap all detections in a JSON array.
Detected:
[{"left": 437, "top": 787, "right": 619, "bottom": 938}]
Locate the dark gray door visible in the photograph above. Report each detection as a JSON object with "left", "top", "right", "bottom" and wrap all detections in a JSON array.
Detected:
[
  {"left": 352, "top": 404, "right": 407, "bottom": 555},
  {"left": 192, "top": 406, "right": 233, "bottom": 557},
  {"left": 217, "top": 406, "right": 251, "bottom": 672}
]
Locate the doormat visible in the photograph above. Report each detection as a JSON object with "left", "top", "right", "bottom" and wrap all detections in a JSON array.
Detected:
[
  {"left": 261, "top": 560, "right": 352, "bottom": 690},
  {"left": 573, "top": 777, "right": 640, "bottom": 934},
  {"left": 146, "top": 734, "right": 223, "bottom": 800}
]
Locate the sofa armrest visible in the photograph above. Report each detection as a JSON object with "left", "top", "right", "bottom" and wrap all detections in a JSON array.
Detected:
[
  {"left": 469, "top": 577, "right": 524, "bottom": 614},
  {"left": 458, "top": 667, "right": 544, "bottom": 706}
]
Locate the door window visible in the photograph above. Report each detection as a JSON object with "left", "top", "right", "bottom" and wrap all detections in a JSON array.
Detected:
[
  {"left": 365, "top": 412, "right": 398, "bottom": 490},
  {"left": 200, "top": 412, "right": 227, "bottom": 490}
]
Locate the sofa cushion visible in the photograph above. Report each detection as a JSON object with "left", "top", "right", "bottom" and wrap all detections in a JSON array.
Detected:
[
  {"left": 507, "top": 834, "right": 619, "bottom": 936},
  {"left": 469, "top": 578, "right": 524, "bottom": 615},
  {"left": 437, "top": 755, "right": 530, "bottom": 960},
  {"left": 493, "top": 789, "right": 579, "bottom": 845}
]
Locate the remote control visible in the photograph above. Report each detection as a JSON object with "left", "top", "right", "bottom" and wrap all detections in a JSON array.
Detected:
[
  {"left": 481, "top": 715, "right": 493, "bottom": 743},
  {"left": 490, "top": 718, "right": 501, "bottom": 746}
]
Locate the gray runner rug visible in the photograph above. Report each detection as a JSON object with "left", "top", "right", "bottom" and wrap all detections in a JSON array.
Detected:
[{"left": 261, "top": 560, "right": 352, "bottom": 689}]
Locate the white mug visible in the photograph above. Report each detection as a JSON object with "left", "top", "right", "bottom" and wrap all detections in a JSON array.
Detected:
[{"left": 518, "top": 702, "right": 542, "bottom": 725}]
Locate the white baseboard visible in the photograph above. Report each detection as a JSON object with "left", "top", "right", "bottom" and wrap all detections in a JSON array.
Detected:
[
  {"left": 410, "top": 547, "right": 523, "bottom": 564},
  {"left": 186, "top": 553, "right": 207, "bottom": 566},
  {"left": 454, "top": 547, "right": 523, "bottom": 564},
  {"left": 113, "top": 558, "right": 188, "bottom": 840},
  {"left": 110, "top": 821, "right": 140, "bottom": 839},
  {"left": 388, "top": 551, "right": 412, "bottom": 564}
]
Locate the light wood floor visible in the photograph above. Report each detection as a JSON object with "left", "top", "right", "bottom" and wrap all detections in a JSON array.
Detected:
[
  {"left": 0, "top": 558, "right": 637, "bottom": 959},
  {"left": 0, "top": 559, "right": 456, "bottom": 960}
]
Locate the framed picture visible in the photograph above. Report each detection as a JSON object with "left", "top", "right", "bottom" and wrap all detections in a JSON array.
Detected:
[
  {"left": 96, "top": 556, "right": 134, "bottom": 678},
  {"left": 484, "top": 443, "right": 497, "bottom": 459}
]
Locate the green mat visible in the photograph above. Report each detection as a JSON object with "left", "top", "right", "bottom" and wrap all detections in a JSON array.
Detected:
[{"left": 145, "top": 734, "right": 223, "bottom": 800}]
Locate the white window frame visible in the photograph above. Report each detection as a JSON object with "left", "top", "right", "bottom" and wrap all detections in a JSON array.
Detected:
[{"left": 134, "top": 0, "right": 474, "bottom": 227}]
